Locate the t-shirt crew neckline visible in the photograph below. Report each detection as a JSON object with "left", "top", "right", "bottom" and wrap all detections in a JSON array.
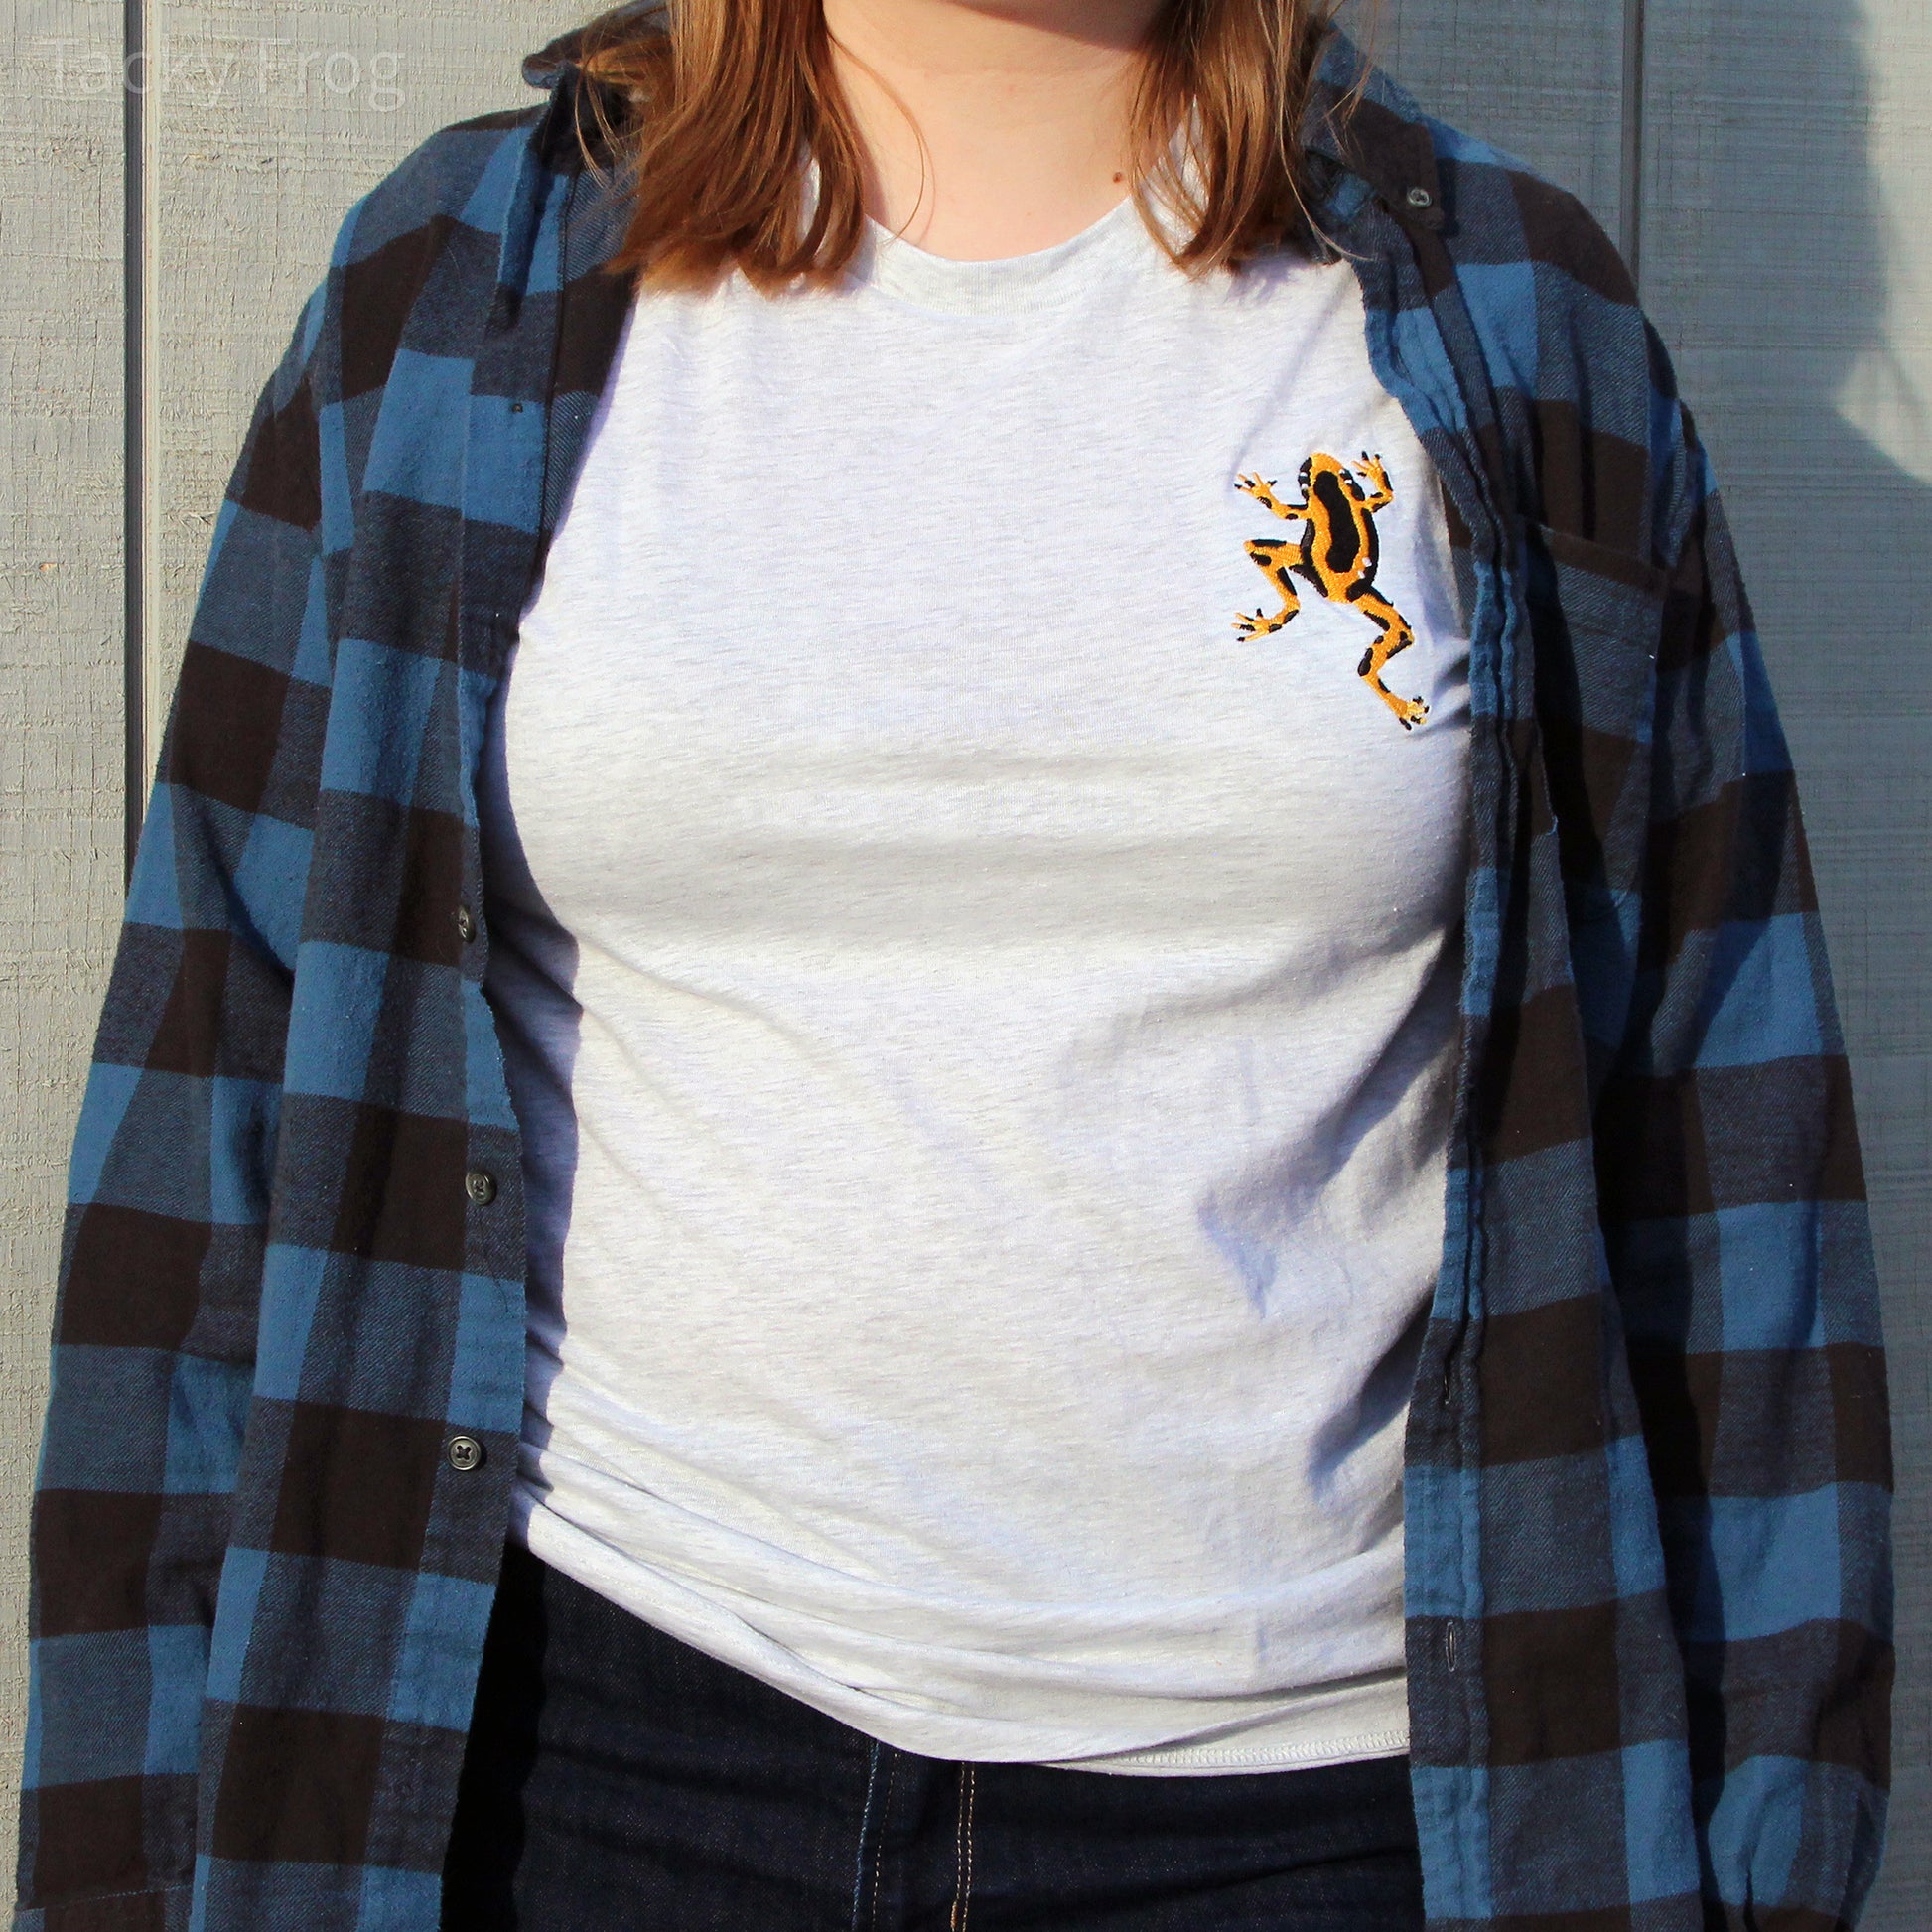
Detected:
[{"left": 850, "top": 193, "right": 1154, "bottom": 317}]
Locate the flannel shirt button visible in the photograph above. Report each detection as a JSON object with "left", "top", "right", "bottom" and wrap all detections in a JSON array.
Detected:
[
  {"left": 445, "top": 1434, "right": 484, "bottom": 1472},
  {"left": 465, "top": 1169, "right": 497, "bottom": 1205},
  {"left": 455, "top": 903, "right": 478, "bottom": 943},
  {"left": 1406, "top": 185, "right": 1435, "bottom": 209}
]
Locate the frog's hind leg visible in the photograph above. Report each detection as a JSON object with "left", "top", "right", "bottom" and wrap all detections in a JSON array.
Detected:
[
  {"left": 1234, "top": 540, "right": 1305, "bottom": 639},
  {"left": 1349, "top": 588, "right": 1430, "bottom": 730}
]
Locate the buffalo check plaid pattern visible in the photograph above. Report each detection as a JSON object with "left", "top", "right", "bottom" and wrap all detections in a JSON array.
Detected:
[{"left": 16, "top": 21, "right": 1891, "bottom": 1932}]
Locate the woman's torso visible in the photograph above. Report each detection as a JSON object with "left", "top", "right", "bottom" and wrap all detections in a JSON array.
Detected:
[{"left": 480, "top": 196, "right": 1471, "bottom": 1771}]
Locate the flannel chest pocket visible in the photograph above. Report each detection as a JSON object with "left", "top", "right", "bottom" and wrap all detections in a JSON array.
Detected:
[{"left": 1523, "top": 520, "right": 1669, "bottom": 913}]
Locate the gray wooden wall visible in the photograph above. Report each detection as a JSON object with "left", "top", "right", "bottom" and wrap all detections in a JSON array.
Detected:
[
  {"left": 1, "top": 0, "right": 1924, "bottom": 1918},
  {"left": 4, "top": 0, "right": 127, "bottom": 1863}
]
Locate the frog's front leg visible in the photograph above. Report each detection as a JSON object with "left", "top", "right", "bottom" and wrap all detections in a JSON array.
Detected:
[
  {"left": 1234, "top": 539, "right": 1306, "bottom": 638},
  {"left": 1236, "top": 472, "right": 1309, "bottom": 523},
  {"left": 1353, "top": 453, "right": 1395, "bottom": 514}
]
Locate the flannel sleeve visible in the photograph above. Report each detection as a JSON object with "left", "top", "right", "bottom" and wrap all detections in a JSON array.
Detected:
[
  {"left": 1597, "top": 382, "right": 1894, "bottom": 1928},
  {"left": 15, "top": 285, "right": 333, "bottom": 1929}
]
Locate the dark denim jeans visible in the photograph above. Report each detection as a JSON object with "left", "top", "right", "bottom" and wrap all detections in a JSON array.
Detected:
[{"left": 442, "top": 1543, "right": 1426, "bottom": 1931}]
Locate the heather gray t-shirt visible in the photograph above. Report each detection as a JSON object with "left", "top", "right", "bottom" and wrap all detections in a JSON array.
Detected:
[{"left": 481, "top": 195, "right": 1471, "bottom": 1774}]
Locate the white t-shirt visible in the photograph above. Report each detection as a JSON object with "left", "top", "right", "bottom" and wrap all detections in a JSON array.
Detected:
[{"left": 480, "top": 194, "right": 1471, "bottom": 1775}]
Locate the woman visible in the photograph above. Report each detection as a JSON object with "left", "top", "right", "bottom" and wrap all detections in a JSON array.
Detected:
[{"left": 17, "top": 0, "right": 1893, "bottom": 1928}]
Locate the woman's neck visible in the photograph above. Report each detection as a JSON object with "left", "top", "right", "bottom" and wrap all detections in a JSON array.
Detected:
[{"left": 821, "top": 0, "right": 1166, "bottom": 260}]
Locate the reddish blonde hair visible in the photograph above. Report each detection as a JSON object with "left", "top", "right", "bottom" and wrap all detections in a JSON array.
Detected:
[{"left": 575, "top": 0, "right": 1346, "bottom": 289}]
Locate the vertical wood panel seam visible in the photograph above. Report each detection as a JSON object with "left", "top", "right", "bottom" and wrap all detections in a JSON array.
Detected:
[
  {"left": 1620, "top": 0, "right": 1647, "bottom": 287},
  {"left": 121, "top": 0, "right": 147, "bottom": 880}
]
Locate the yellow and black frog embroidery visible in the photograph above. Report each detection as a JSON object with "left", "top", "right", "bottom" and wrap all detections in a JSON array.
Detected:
[{"left": 1233, "top": 452, "right": 1429, "bottom": 731}]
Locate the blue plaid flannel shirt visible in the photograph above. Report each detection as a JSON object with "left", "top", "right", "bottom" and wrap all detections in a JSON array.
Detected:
[{"left": 16, "top": 24, "right": 1893, "bottom": 1932}]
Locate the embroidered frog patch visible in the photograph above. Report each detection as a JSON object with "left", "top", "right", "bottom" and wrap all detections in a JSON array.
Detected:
[{"left": 1233, "top": 452, "right": 1429, "bottom": 731}]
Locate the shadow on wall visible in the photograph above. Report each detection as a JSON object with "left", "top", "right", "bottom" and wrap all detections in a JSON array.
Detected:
[
  {"left": 1735, "top": 12, "right": 1932, "bottom": 1927},
  {"left": 1648, "top": 0, "right": 1932, "bottom": 737}
]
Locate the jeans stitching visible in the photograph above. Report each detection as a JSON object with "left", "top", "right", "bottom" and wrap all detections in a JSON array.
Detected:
[
  {"left": 870, "top": 1751, "right": 897, "bottom": 1932},
  {"left": 949, "top": 1764, "right": 975, "bottom": 1932},
  {"left": 850, "top": 1741, "right": 881, "bottom": 1932}
]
